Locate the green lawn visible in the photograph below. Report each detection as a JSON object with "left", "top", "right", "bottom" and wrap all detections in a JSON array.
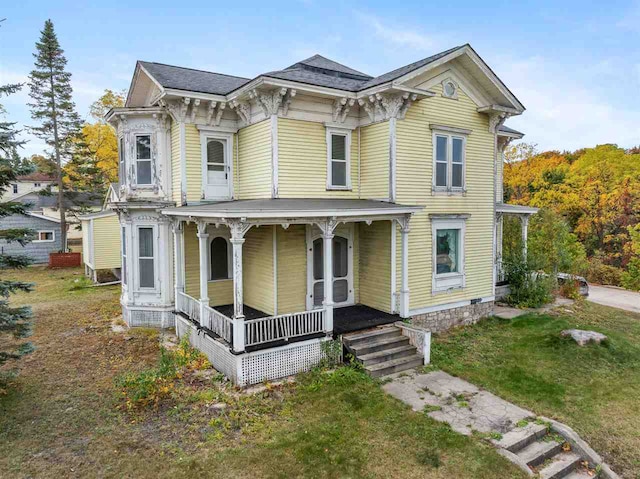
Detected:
[
  {"left": 432, "top": 301, "right": 640, "bottom": 478},
  {"left": 0, "top": 266, "right": 525, "bottom": 479}
]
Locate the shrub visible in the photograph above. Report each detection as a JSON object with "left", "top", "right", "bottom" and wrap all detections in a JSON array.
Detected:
[
  {"left": 504, "top": 259, "right": 553, "bottom": 308},
  {"left": 585, "top": 257, "right": 623, "bottom": 286},
  {"left": 621, "top": 257, "right": 640, "bottom": 291},
  {"left": 558, "top": 277, "right": 581, "bottom": 299}
]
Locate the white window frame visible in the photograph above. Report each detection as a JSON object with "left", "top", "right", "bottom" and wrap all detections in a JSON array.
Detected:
[
  {"left": 121, "top": 225, "right": 127, "bottom": 287},
  {"left": 199, "top": 131, "right": 234, "bottom": 200},
  {"left": 11, "top": 184, "right": 18, "bottom": 194},
  {"left": 431, "top": 217, "right": 466, "bottom": 293},
  {"left": 34, "top": 182, "right": 41, "bottom": 188},
  {"left": 326, "top": 127, "right": 351, "bottom": 190},
  {"left": 207, "top": 226, "right": 232, "bottom": 282},
  {"left": 135, "top": 224, "right": 157, "bottom": 291},
  {"left": 118, "top": 136, "right": 125, "bottom": 183},
  {"left": 431, "top": 128, "right": 468, "bottom": 194},
  {"left": 134, "top": 134, "right": 153, "bottom": 186},
  {"left": 34, "top": 230, "right": 55, "bottom": 243}
]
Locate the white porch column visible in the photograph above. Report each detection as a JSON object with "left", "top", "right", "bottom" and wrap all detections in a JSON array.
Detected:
[
  {"left": 172, "top": 220, "right": 185, "bottom": 305},
  {"left": 398, "top": 216, "right": 411, "bottom": 318},
  {"left": 319, "top": 219, "right": 337, "bottom": 334},
  {"left": 196, "top": 222, "right": 209, "bottom": 322},
  {"left": 520, "top": 215, "right": 529, "bottom": 262},
  {"left": 495, "top": 213, "right": 504, "bottom": 281},
  {"left": 230, "top": 220, "right": 251, "bottom": 353}
]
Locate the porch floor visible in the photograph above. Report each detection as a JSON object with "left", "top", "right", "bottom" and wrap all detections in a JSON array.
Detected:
[
  {"left": 213, "top": 304, "right": 267, "bottom": 320},
  {"left": 334, "top": 305, "right": 399, "bottom": 336}
]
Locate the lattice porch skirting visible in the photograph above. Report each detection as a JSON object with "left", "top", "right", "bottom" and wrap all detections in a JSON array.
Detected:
[
  {"left": 122, "top": 304, "right": 175, "bottom": 328},
  {"left": 175, "top": 314, "right": 329, "bottom": 386}
]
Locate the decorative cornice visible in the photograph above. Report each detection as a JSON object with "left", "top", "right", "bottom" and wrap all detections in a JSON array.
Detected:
[
  {"left": 250, "top": 88, "right": 287, "bottom": 117},
  {"left": 488, "top": 111, "right": 510, "bottom": 134},
  {"left": 189, "top": 99, "right": 201, "bottom": 123},
  {"left": 230, "top": 100, "right": 251, "bottom": 124},
  {"left": 282, "top": 89, "right": 296, "bottom": 116},
  {"left": 205, "top": 100, "right": 227, "bottom": 127},
  {"left": 358, "top": 92, "right": 418, "bottom": 122},
  {"left": 332, "top": 97, "right": 356, "bottom": 123}
]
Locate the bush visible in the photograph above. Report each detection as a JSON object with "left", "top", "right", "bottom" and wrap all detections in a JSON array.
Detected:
[
  {"left": 621, "top": 257, "right": 640, "bottom": 291},
  {"left": 558, "top": 277, "right": 581, "bottom": 300},
  {"left": 585, "top": 257, "right": 623, "bottom": 286},
  {"left": 504, "top": 259, "right": 553, "bottom": 308}
]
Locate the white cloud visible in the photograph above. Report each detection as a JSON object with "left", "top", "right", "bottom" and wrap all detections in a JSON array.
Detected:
[
  {"left": 495, "top": 56, "right": 640, "bottom": 150},
  {"left": 356, "top": 12, "right": 443, "bottom": 52}
]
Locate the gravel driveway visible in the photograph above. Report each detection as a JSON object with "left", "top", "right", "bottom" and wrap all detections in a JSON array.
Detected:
[{"left": 588, "top": 285, "right": 640, "bottom": 313}]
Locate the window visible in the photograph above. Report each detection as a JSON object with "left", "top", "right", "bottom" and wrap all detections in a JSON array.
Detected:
[
  {"left": 135, "top": 135, "right": 152, "bottom": 185},
  {"left": 327, "top": 129, "right": 350, "bottom": 189},
  {"left": 206, "top": 140, "right": 225, "bottom": 183},
  {"left": 119, "top": 137, "right": 125, "bottom": 182},
  {"left": 432, "top": 217, "right": 466, "bottom": 292},
  {"left": 121, "top": 226, "right": 127, "bottom": 286},
  {"left": 34, "top": 182, "right": 41, "bottom": 188},
  {"left": 433, "top": 132, "right": 465, "bottom": 192},
  {"left": 442, "top": 79, "right": 458, "bottom": 99},
  {"left": 12, "top": 184, "right": 17, "bottom": 194},
  {"left": 34, "top": 230, "right": 55, "bottom": 242},
  {"left": 138, "top": 227, "right": 155, "bottom": 288},
  {"left": 210, "top": 236, "right": 230, "bottom": 280}
]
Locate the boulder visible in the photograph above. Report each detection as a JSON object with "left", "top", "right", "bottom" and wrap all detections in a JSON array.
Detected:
[{"left": 561, "top": 329, "right": 607, "bottom": 346}]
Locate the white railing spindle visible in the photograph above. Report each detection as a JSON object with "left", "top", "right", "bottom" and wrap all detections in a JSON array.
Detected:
[{"left": 244, "top": 309, "right": 325, "bottom": 347}]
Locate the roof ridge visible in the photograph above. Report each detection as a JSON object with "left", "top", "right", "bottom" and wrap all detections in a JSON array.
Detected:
[{"left": 138, "top": 61, "right": 251, "bottom": 81}]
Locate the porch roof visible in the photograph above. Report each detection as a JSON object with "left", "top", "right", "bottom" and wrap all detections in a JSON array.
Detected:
[
  {"left": 496, "top": 203, "right": 539, "bottom": 215},
  {"left": 162, "top": 198, "right": 423, "bottom": 220}
]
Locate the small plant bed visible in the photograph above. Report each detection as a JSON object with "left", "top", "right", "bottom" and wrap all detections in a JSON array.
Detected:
[
  {"left": 0, "top": 266, "right": 526, "bottom": 478},
  {"left": 432, "top": 300, "right": 640, "bottom": 477}
]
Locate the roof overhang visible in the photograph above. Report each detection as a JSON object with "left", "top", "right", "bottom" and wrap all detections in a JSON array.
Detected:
[
  {"left": 496, "top": 203, "right": 539, "bottom": 215},
  {"left": 26, "top": 212, "right": 61, "bottom": 223},
  {"left": 105, "top": 106, "right": 166, "bottom": 126},
  {"left": 78, "top": 210, "right": 118, "bottom": 220}
]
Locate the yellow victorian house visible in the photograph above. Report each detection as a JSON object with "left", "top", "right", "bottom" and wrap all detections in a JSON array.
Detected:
[{"left": 107, "top": 44, "right": 535, "bottom": 385}]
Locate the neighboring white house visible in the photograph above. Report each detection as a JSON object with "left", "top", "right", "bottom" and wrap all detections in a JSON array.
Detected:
[{"left": 1, "top": 172, "right": 57, "bottom": 202}]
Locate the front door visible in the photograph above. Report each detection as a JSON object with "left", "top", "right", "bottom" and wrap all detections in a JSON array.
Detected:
[
  {"left": 307, "top": 226, "right": 354, "bottom": 309},
  {"left": 202, "top": 137, "right": 231, "bottom": 199}
]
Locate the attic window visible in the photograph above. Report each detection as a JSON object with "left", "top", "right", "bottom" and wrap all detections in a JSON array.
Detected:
[{"left": 442, "top": 80, "right": 458, "bottom": 99}]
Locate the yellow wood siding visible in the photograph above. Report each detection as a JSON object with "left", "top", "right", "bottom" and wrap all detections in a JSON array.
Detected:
[
  {"left": 277, "top": 118, "right": 360, "bottom": 198},
  {"left": 396, "top": 84, "right": 495, "bottom": 309},
  {"left": 358, "top": 221, "right": 391, "bottom": 313},
  {"left": 276, "top": 225, "right": 307, "bottom": 314},
  {"left": 171, "top": 120, "right": 181, "bottom": 203},
  {"left": 183, "top": 223, "right": 233, "bottom": 306},
  {"left": 237, "top": 120, "right": 271, "bottom": 199},
  {"left": 360, "top": 121, "right": 389, "bottom": 199},
  {"left": 184, "top": 123, "right": 201, "bottom": 203},
  {"left": 93, "top": 214, "right": 121, "bottom": 269},
  {"left": 243, "top": 226, "right": 274, "bottom": 315}
]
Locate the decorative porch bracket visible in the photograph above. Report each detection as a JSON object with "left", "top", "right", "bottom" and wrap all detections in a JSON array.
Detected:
[
  {"left": 228, "top": 219, "right": 253, "bottom": 353},
  {"left": 396, "top": 215, "right": 412, "bottom": 319},
  {"left": 316, "top": 217, "right": 339, "bottom": 334}
]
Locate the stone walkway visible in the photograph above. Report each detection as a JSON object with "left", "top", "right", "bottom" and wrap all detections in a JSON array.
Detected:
[{"left": 383, "top": 370, "right": 532, "bottom": 436}]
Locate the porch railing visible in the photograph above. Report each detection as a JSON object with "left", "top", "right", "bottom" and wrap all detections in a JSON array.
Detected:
[
  {"left": 177, "top": 291, "right": 200, "bottom": 323},
  {"left": 244, "top": 309, "right": 325, "bottom": 347},
  {"left": 202, "top": 304, "right": 233, "bottom": 344},
  {"left": 496, "top": 259, "right": 506, "bottom": 283}
]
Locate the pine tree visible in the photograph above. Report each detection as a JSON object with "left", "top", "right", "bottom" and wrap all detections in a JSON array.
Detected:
[
  {"left": 0, "top": 82, "right": 35, "bottom": 371},
  {"left": 28, "top": 19, "right": 82, "bottom": 251}
]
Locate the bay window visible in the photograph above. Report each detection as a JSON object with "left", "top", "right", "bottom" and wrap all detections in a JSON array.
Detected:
[
  {"left": 138, "top": 227, "right": 155, "bottom": 288},
  {"left": 135, "top": 135, "right": 152, "bottom": 185}
]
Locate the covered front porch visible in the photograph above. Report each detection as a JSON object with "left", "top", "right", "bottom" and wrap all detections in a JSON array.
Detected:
[
  {"left": 494, "top": 203, "right": 539, "bottom": 286},
  {"left": 164, "top": 199, "right": 422, "bottom": 355}
]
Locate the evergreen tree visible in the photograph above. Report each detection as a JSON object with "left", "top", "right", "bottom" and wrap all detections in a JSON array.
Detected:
[
  {"left": 0, "top": 82, "right": 35, "bottom": 371},
  {"left": 28, "top": 19, "right": 82, "bottom": 251}
]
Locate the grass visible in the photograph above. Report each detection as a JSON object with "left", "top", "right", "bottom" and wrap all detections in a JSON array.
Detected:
[
  {"left": 0, "top": 266, "right": 526, "bottom": 478},
  {"left": 432, "top": 300, "right": 640, "bottom": 477}
]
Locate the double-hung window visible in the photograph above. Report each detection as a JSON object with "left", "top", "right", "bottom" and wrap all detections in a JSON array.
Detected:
[
  {"left": 432, "top": 217, "right": 466, "bottom": 292},
  {"left": 34, "top": 231, "right": 54, "bottom": 242},
  {"left": 135, "top": 135, "right": 152, "bottom": 185},
  {"left": 432, "top": 128, "right": 467, "bottom": 193},
  {"left": 138, "top": 227, "right": 155, "bottom": 289},
  {"left": 326, "top": 129, "right": 351, "bottom": 189},
  {"left": 11, "top": 184, "right": 18, "bottom": 194}
]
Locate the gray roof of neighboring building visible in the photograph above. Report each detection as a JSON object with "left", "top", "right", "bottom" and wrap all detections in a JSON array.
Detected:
[
  {"left": 140, "top": 45, "right": 470, "bottom": 95},
  {"left": 16, "top": 191, "right": 104, "bottom": 210},
  {"left": 138, "top": 61, "right": 251, "bottom": 95},
  {"left": 163, "top": 198, "right": 423, "bottom": 218}
]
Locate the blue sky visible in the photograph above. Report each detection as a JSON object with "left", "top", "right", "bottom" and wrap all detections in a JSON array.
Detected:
[{"left": 1, "top": 0, "right": 639, "bottom": 158}]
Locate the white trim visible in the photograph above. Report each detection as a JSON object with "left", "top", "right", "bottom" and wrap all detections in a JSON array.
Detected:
[
  {"left": 429, "top": 124, "right": 472, "bottom": 135},
  {"left": 432, "top": 130, "right": 467, "bottom": 194},
  {"left": 196, "top": 124, "right": 239, "bottom": 134},
  {"left": 33, "top": 230, "right": 55, "bottom": 243},
  {"left": 134, "top": 133, "right": 153, "bottom": 185},
  {"left": 390, "top": 222, "right": 397, "bottom": 314},
  {"left": 25, "top": 212, "right": 61, "bottom": 224},
  {"left": 78, "top": 210, "right": 117, "bottom": 220},
  {"left": 409, "top": 295, "right": 494, "bottom": 317},
  {"left": 272, "top": 225, "right": 278, "bottom": 316},
  {"left": 205, "top": 225, "right": 232, "bottom": 282},
  {"left": 199, "top": 131, "right": 234, "bottom": 201},
  {"left": 325, "top": 126, "right": 352, "bottom": 190},
  {"left": 431, "top": 217, "right": 466, "bottom": 293},
  {"left": 389, "top": 118, "right": 397, "bottom": 202},
  {"left": 323, "top": 122, "right": 356, "bottom": 131},
  {"left": 271, "top": 115, "right": 279, "bottom": 198},
  {"left": 134, "top": 224, "right": 159, "bottom": 292}
]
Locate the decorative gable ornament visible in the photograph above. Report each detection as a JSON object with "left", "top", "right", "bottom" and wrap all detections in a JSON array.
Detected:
[{"left": 358, "top": 92, "right": 418, "bottom": 122}]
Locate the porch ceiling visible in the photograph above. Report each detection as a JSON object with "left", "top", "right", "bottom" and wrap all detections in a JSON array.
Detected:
[
  {"left": 162, "top": 198, "right": 423, "bottom": 221},
  {"left": 496, "top": 203, "right": 538, "bottom": 215}
]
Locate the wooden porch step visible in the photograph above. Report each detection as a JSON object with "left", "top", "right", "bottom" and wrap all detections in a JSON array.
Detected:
[
  {"left": 348, "top": 335, "right": 410, "bottom": 356},
  {"left": 365, "top": 354, "right": 423, "bottom": 378},
  {"left": 357, "top": 344, "right": 417, "bottom": 366}
]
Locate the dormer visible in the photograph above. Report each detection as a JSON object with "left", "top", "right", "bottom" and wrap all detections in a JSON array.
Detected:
[{"left": 106, "top": 107, "right": 172, "bottom": 202}]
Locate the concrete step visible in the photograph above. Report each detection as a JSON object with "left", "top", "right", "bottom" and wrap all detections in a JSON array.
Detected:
[
  {"left": 358, "top": 344, "right": 417, "bottom": 366},
  {"left": 365, "top": 354, "right": 423, "bottom": 378},
  {"left": 342, "top": 327, "right": 401, "bottom": 347},
  {"left": 349, "top": 335, "right": 410, "bottom": 356},
  {"left": 497, "top": 423, "right": 548, "bottom": 452},
  {"left": 563, "top": 471, "right": 593, "bottom": 479},
  {"left": 516, "top": 439, "right": 563, "bottom": 467},
  {"left": 538, "top": 452, "right": 581, "bottom": 479}
]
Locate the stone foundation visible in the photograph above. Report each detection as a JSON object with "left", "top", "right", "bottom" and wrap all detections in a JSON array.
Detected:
[{"left": 410, "top": 301, "right": 494, "bottom": 333}]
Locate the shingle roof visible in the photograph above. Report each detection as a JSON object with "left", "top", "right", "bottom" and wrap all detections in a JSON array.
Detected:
[
  {"left": 138, "top": 61, "right": 251, "bottom": 95},
  {"left": 498, "top": 125, "right": 525, "bottom": 137},
  {"left": 286, "top": 54, "right": 371, "bottom": 79},
  {"left": 262, "top": 68, "right": 368, "bottom": 92},
  {"left": 16, "top": 172, "right": 56, "bottom": 182}
]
